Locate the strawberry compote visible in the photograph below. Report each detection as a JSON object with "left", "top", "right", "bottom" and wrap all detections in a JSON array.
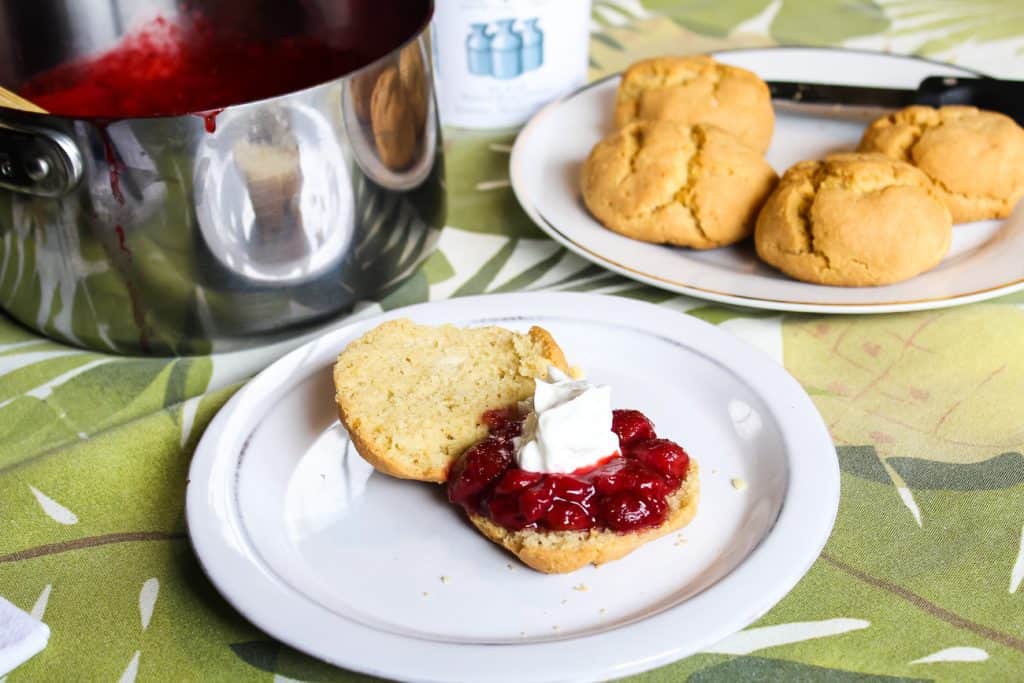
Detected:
[
  {"left": 447, "top": 408, "right": 690, "bottom": 533},
  {"left": 18, "top": 3, "right": 423, "bottom": 119}
]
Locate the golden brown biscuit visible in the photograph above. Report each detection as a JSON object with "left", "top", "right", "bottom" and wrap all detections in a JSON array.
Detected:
[
  {"left": 581, "top": 120, "right": 778, "bottom": 249},
  {"left": 754, "top": 153, "right": 952, "bottom": 287},
  {"left": 858, "top": 105, "right": 1024, "bottom": 222},
  {"left": 614, "top": 55, "right": 774, "bottom": 153}
]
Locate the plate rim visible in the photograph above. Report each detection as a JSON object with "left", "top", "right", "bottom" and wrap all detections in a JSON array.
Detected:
[
  {"left": 510, "top": 47, "right": 1024, "bottom": 315},
  {"left": 186, "top": 291, "right": 839, "bottom": 683}
]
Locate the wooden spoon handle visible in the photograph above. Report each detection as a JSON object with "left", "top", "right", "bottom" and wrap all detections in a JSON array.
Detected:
[{"left": 0, "top": 86, "right": 48, "bottom": 114}]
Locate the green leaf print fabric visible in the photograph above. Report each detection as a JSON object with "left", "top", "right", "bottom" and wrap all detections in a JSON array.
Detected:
[{"left": 3, "top": 2, "right": 1024, "bottom": 680}]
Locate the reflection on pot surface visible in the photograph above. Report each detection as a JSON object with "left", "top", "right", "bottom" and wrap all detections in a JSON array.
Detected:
[
  {"left": 0, "top": 0, "right": 442, "bottom": 355},
  {"left": 344, "top": 41, "right": 437, "bottom": 189},
  {"left": 195, "top": 104, "right": 355, "bottom": 285}
]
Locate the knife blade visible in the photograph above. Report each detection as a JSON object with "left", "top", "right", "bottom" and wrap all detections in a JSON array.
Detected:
[{"left": 767, "top": 76, "right": 1024, "bottom": 125}]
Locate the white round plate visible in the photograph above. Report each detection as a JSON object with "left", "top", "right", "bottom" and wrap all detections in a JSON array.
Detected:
[
  {"left": 511, "top": 48, "right": 1024, "bottom": 314},
  {"left": 186, "top": 292, "right": 837, "bottom": 682}
]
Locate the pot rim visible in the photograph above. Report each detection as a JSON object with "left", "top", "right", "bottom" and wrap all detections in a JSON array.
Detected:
[{"left": 1, "top": 0, "right": 435, "bottom": 123}]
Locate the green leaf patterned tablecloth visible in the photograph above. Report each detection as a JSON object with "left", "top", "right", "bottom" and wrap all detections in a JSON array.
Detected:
[{"left": 3, "top": 2, "right": 1024, "bottom": 681}]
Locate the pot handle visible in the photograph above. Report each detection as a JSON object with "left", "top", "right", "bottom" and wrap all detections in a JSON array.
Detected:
[{"left": 0, "top": 121, "right": 82, "bottom": 197}]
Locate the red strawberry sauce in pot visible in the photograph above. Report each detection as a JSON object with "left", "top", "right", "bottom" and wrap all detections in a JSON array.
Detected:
[
  {"left": 18, "top": 2, "right": 422, "bottom": 118},
  {"left": 447, "top": 408, "right": 691, "bottom": 533}
]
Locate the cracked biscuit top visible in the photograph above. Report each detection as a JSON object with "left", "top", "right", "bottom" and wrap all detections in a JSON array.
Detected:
[
  {"left": 858, "top": 105, "right": 1024, "bottom": 223},
  {"left": 580, "top": 119, "right": 778, "bottom": 249},
  {"left": 754, "top": 152, "right": 952, "bottom": 287},
  {"left": 614, "top": 55, "right": 775, "bottom": 153}
]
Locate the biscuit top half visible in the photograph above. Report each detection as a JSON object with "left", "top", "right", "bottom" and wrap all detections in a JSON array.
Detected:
[{"left": 333, "top": 320, "right": 568, "bottom": 483}]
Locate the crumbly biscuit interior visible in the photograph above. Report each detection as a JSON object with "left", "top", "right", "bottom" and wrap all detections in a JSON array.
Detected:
[{"left": 334, "top": 320, "right": 558, "bottom": 479}]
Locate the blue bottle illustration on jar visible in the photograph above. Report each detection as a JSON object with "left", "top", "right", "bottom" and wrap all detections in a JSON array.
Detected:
[
  {"left": 520, "top": 18, "right": 543, "bottom": 71},
  {"left": 464, "top": 17, "right": 543, "bottom": 79},
  {"left": 490, "top": 19, "right": 522, "bottom": 79},
  {"left": 466, "top": 23, "right": 493, "bottom": 76}
]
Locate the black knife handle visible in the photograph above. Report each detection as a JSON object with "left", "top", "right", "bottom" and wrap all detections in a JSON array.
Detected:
[{"left": 917, "top": 76, "right": 1024, "bottom": 125}]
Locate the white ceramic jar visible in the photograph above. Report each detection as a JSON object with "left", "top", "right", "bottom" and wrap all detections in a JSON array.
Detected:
[{"left": 432, "top": 0, "right": 592, "bottom": 128}]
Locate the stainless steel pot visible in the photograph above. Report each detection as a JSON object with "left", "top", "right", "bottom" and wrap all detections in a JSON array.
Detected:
[{"left": 0, "top": 0, "right": 443, "bottom": 355}]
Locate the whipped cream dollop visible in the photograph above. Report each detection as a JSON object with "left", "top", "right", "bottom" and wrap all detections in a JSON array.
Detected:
[{"left": 513, "top": 367, "right": 620, "bottom": 473}]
